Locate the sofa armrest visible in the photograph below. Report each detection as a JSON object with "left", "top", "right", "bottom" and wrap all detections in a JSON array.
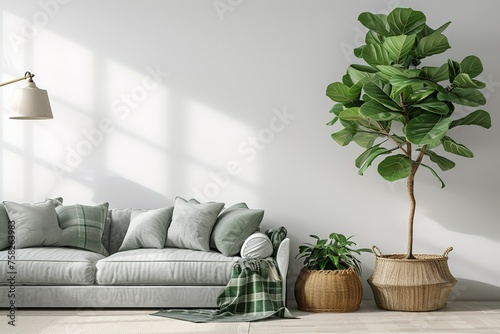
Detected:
[{"left": 276, "top": 238, "right": 290, "bottom": 305}]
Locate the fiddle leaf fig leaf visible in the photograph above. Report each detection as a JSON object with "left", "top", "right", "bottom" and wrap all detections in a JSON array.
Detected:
[
  {"left": 424, "top": 149, "right": 456, "bottom": 171},
  {"left": 358, "top": 12, "right": 390, "bottom": 36},
  {"left": 383, "top": 35, "right": 417, "bottom": 63},
  {"left": 442, "top": 136, "right": 474, "bottom": 157},
  {"left": 450, "top": 109, "right": 491, "bottom": 129},
  {"left": 357, "top": 147, "right": 392, "bottom": 175},
  {"left": 387, "top": 8, "right": 426, "bottom": 35},
  {"left": 377, "top": 154, "right": 412, "bottom": 181},
  {"left": 420, "top": 163, "right": 446, "bottom": 188},
  {"left": 453, "top": 73, "right": 477, "bottom": 88},
  {"left": 437, "top": 88, "right": 486, "bottom": 107},
  {"left": 416, "top": 33, "right": 450, "bottom": 58},
  {"left": 338, "top": 107, "right": 363, "bottom": 120},
  {"left": 406, "top": 114, "right": 452, "bottom": 145},
  {"left": 421, "top": 21, "right": 451, "bottom": 37},
  {"left": 360, "top": 100, "right": 402, "bottom": 121},
  {"left": 329, "top": 103, "right": 344, "bottom": 115},
  {"left": 363, "top": 82, "right": 401, "bottom": 110},
  {"left": 460, "top": 55, "right": 483, "bottom": 78},
  {"left": 347, "top": 65, "right": 374, "bottom": 85},
  {"left": 414, "top": 99, "right": 450, "bottom": 115},
  {"left": 447, "top": 59, "right": 461, "bottom": 82},
  {"left": 331, "top": 128, "right": 355, "bottom": 146},
  {"left": 326, "top": 82, "right": 353, "bottom": 103},
  {"left": 421, "top": 64, "right": 448, "bottom": 82},
  {"left": 366, "top": 30, "right": 385, "bottom": 44},
  {"left": 353, "top": 132, "right": 379, "bottom": 148},
  {"left": 361, "top": 43, "right": 391, "bottom": 68}
]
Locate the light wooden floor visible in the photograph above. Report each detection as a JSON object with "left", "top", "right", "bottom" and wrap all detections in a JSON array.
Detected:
[
  {"left": 2, "top": 300, "right": 499, "bottom": 334},
  {"left": 251, "top": 300, "right": 500, "bottom": 333}
]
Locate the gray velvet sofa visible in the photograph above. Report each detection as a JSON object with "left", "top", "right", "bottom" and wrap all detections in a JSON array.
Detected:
[{"left": 0, "top": 203, "right": 290, "bottom": 308}]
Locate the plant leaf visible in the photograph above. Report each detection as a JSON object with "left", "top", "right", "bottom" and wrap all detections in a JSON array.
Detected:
[
  {"left": 460, "top": 55, "right": 483, "bottom": 78},
  {"left": 353, "top": 132, "right": 379, "bottom": 148},
  {"left": 358, "top": 12, "right": 389, "bottom": 36},
  {"left": 414, "top": 99, "right": 450, "bottom": 115},
  {"left": 420, "top": 163, "right": 446, "bottom": 188},
  {"left": 424, "top": 149, "right": 456, "bottom": 171},
  {"left": 437, "top": 88, "right": 486, "bottom": 107},
  {"left": 347, "top": 65, "right": 374, "bottom": 85},
  {"left": 416, "top": 33, "right": 450, "bottom": 58},
  {"left": 450, "top": 109, "right": 491, "bottom": 129},
  {"left": 358, "top": 147, "right": 392, "bottom": 175},
  {"left": 442, "top": 136, "right": 474, "bottom": 158},
  {"left": 377, "top": 154, "right": 412, "bottom": 181},
  {"left": 383, "top": 35, "right": 417, "bottom": 63},
  {"left": 331, "top": 128, "right": 355, "bottom": 146},
  {"left": 338, "top": 107, "right": 363, "bottom": 120},
  {"left": 363, "top": 82, "right": 401, "bottom": 111},
  {"left": 406, "top": 114, "right": 452, "bottom": 145},
  {"left": 361, "top": 43, "right": 391, "bottom": 68},
  {"left": 420, "top": 64, "right": 448, "bottom": 82},
  {"left": 387, "top": 8, "right": 426, "bottom": 35},
  {"left": 447, "top": 59, "right": 461, "bottom": 82},
  {"left": 326, "top": 82, "right": 354, "bottom": 103},
  {"left": 360, "top": 100, "right": 402, "bottom": 121},
  {"left": 453, "top": 73, "right": 477, "bottom": 88}
]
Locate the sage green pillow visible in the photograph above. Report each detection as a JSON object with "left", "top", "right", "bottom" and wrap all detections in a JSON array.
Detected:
[
  {"left": 3, "top": 199, "right": 62, "bottom": 248},
  {"left": 0, "top": 204, "right": 11, "bottom": 250},
  {"left": 119, "top": 207, "right": 174, "bottom": 252},
  {"left": 54, "top": 201, "right": 109, "bottom": 256},
  {"left": 166, "top": 197, "right": 224, "bottom": 251},
  {"left": 210, "top": 203, "right": 264, "bottom": 256}
]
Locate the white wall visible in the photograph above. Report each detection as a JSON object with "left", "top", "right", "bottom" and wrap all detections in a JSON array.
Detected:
[{"left": 1, "top": 0, "right": 499, "bottom": 300}]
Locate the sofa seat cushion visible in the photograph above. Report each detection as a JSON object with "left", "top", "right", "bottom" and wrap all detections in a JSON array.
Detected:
[
  {"left": 96, "top": 248, "right": 240, "bottom": 285},
  {"left": 0, "top": 247, "right": 104, "bottom": 285}
]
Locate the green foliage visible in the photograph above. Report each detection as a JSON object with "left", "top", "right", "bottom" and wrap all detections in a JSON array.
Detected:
[
  {"left": 327, "top": 7, "right": 491, "bottom": 187},
  {"left": 295, "top": 233, "right": 372, "bottom": 273}
]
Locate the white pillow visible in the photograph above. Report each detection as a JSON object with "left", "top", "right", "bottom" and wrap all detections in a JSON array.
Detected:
[{"left": 240, "top": 232, "right": 273, "bottom": 259}]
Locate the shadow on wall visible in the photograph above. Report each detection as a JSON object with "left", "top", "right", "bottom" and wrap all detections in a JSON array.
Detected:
[
  {"left": 92, "top": 175, "right": 173, "bottom": 209},
  {"left": 419, "top": 180, "right": 499, "bottom": 244},
  {"left": 450, "top": 278, "right": 500, "bottom": 301}
]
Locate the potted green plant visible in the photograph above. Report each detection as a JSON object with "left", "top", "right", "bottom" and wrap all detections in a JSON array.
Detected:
[
  {"left": 325, "top": 7, "right": 491, "bottom": 311},
  {"left": 294, "top": 233, "right": 371, "bottom": 312}
]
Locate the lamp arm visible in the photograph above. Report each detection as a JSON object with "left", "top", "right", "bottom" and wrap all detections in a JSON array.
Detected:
[{"left": 0, "top": 72, "right": 34, "bottom": 88}]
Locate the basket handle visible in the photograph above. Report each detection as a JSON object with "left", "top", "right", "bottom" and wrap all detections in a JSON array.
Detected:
[
  {"left": 372, "top": 245, "right": 383, "bottom": 257},
  {"left": 443, "top": 246, "right": 453, "bottom": 257}
]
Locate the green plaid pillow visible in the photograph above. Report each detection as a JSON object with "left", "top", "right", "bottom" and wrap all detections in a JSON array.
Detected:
[{"left": 55, "top": 201, "right": 109, "bottom": 256}]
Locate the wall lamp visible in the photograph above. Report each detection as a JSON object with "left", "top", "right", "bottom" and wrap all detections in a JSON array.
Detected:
[{"left": 0, "top": 71, "right": 53, "bottom": 120}]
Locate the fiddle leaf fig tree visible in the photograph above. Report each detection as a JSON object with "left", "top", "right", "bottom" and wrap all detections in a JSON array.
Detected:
[{"left": 326, "top": 8, "right": 491, "bottom": 259}]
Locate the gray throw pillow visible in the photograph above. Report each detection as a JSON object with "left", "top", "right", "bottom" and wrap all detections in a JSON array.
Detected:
[
  {"left": 209, "top": 203, "right": 264, "bottom": 256},
  {"left": 3, "top": 199, "right": 62, "bottom": 248},
  {"left": 54, "top": 201, "right": 109, "bottom": 256},
  {"left": 119, "top": 206, "right": 174, "bottom": 252},
  {"left": 166, "top": 197, "right": 224, "bottom": 251},
  {"left": 0, "top": 204, "right": 11, "bottom": 250}
]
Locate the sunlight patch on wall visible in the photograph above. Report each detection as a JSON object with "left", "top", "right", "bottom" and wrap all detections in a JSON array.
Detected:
[{"left": 33, "top": 30, "right": 95, "bottom": 113}]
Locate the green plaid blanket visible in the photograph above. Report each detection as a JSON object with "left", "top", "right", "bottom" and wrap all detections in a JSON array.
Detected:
[{"left": 151, "top": 258, "right": 294, "bottom": 323}]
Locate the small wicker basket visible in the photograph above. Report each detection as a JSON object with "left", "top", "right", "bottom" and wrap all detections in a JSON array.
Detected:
[
  {"left": 294, "top": 267, "right": 362, "bottom": 312},
  {"left": 368, "top": 246, "right": 457, "bottom": 312}
]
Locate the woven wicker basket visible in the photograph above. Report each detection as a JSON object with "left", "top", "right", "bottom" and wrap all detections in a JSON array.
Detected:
[
  {"left": 294, "top": 267, "right": 362, "bottom": 312},
  {"left": 368, "top": 246, "right": 457, "bottom": 312}
]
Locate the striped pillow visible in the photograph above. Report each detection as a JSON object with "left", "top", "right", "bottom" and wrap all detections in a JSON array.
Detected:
[{"left": 55, "top": 201, "right": 109, "bottom": 256}]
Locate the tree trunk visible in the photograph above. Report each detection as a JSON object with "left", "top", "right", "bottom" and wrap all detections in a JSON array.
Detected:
[{"left": 405, "top": 162, "right": 418, "bottom": 259}]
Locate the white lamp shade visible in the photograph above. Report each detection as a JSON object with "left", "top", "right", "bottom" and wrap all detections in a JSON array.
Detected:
[{"left": 10, "top": 81, "right": 53, "bottom": 119}]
